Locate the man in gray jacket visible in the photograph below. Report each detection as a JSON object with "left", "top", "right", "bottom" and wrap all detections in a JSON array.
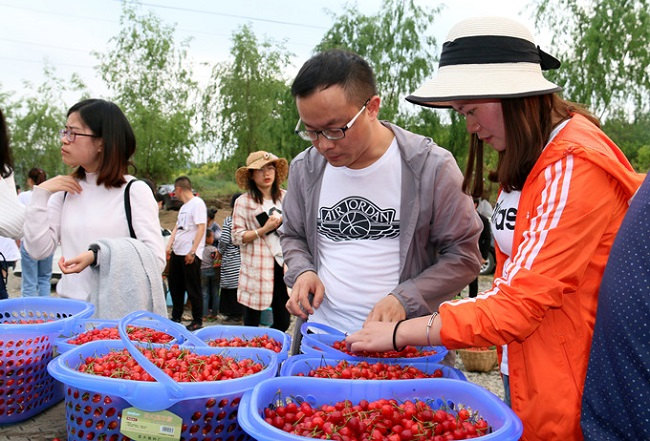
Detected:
[{"left": 282, "top": 49, "right": 481, "bottom": 334}]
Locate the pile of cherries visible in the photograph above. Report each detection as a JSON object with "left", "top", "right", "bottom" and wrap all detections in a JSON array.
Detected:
[
  {"left": 207, "top": 334, "right": 283, "bottom": 353},
  {"left": 331, "top": 340, "right": 439, "bottom": 359},
  {"left": 299, "top": 360, "right": 444, "bottom": 380},
  {"left": 66, "top": 325, "right": 173, "bottom": 345},
  {"left": 265, "top": 398, "right": 490, "bottom": 440},
  {"left": 77, "top": 344, "right": 265, "bottom": 382}
]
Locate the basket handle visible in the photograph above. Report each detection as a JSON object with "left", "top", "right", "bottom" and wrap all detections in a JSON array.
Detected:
[
  {"left": 300, "top": 321, "right": 347, "bottom": 338},
  {"left": 117, "top": 311, "right": 207, "bottom": 397}
]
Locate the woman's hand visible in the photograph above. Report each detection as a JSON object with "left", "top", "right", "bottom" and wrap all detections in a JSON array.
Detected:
[
  {"left": 58, "top": 250, "right": 94, "bottom": 274},
  {"left": 37, "top": 175, "right": 82, "bottom": 194},
  {"left": 261, "top": 213, "right": 283, "bottom": 234},
  {"left": 346, "top": 321, "right": 397, "bottom": 353}
]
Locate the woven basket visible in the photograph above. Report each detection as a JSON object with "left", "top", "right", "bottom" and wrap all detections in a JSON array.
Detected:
[{"left": 457, "top": 348, "right": 498, "bottom": 372}]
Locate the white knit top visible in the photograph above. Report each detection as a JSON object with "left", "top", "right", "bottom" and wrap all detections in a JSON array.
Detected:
[{"left": 23, "top": 173, "right": 165, "bottom": 301}]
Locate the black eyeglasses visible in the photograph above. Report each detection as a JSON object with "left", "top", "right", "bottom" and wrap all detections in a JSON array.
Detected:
[
  {"left": 59, "top": 129, "right": 99, "bottom": 142},
  {"left": 294, "top": 98, "right": 371, "bottom": 142}
]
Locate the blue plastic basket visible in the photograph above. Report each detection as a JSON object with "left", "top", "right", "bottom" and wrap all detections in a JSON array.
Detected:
[
  {"left": 300, "top": 322, "right": 448, "bottom": 363},
  {"left": 280, "top": 354, "right": 467, "bottom": 381},
  {"left": 0, "top": 297, "right": 94, "bottom": 424},
  {"left": 194, "top": 324, "right": 291, "bottom": 363},
  {"left": 48, "top": 311, "right": 278, "bottom": 441},
  {"left": 55, "top": 317, "right": 179, "bottom": 354},
  {"left": 239, "top": 377, "right": 523, "bottom": 441}
]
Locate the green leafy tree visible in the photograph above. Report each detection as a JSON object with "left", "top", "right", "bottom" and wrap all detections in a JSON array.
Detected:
[
  {"left": 535, "top": 0, "right": 650, "bottom": 120},
  {"left": 603, "top": 111, "right": 650, "bottom": 170},
  {"left": 3, "top": 67, "right": 88, "bottom": 183},
  {"left": 201, "top": 25, "right": 295, "bottom": 172},
  {"left": 95, "top": 3, "right": 198, "bottom": 183},
  {"left": 316, "top": 0, "right": 441, "bottom": 122}
]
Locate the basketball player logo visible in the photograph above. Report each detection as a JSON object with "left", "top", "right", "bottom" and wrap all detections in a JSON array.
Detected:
[{"left": 339, "top": 211, "right": 371, "bottom": 238}]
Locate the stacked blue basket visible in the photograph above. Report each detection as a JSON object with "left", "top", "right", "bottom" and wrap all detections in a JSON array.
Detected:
[
  {"left": 55, "top": 317, "right": 179, "bottom": 354},
  {"left": 280, "top": 354, "right": 467, "bottom": 381},
  {"left": 48, "top": 311, "right": 278, "bottom": 441},
  {"left": 300, "top": 322, "right": 448, "bottom": 362},
  {"left": 0, "top": 297, "right": 94, "bottom": 424},
  {"left": 239, "top": 377, "right": 523, "bottom": 441},
  {"left": 194, "top": 324, "right": 291, "bottom": 364}
]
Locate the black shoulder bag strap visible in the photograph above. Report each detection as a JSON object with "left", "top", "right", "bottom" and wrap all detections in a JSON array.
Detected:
[{"left": 124, "top": 179, "right": 138, "bottom": 239}]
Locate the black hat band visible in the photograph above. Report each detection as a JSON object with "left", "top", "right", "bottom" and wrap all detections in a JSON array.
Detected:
[{"left": 439, "top": 35, "right": 560, "bottom": 70}]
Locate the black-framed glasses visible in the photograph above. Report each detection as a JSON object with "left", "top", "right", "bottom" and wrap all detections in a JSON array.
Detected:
[
  {"left": 59, "top": 129, "right": 99, "bottom": 143},
  {"left": 294, "top": 98, "right": 371, "bottom": 142}
]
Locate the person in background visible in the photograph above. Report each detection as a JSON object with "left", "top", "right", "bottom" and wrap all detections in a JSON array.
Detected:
[
  {"left": 468, "top": 197, "right": 492, "bottom": 298},
  {"left": 17, "top": 168, "right": 54, "bottom": 297},
  {"left": 217, "top": 192, "right": 243, "bottom": 324},
  {"left": 207, "top": 207, "right": 221, "bottom": 247},
  {"left": 232, "top": 151, "right": 290, "bottom": 331},
  {"left": 580, "top": 173, "right": 650, "bottom": 440},
  {"left": 22, "top": 99, "right": 166, "bottom": 317},
  {"left": 282, "top": 49, "right": 482, "bottom": 336},
  {"left": 0, "top": 108, "right": 25, "bottom": 298},
  {"left": 346, "top": 17, "right": 644, "bottom": 441},
  {"left": 0, "top": 107, "right": 25, "bottom": 240},
  {"left": 0, "top": 236, "right": 19, "bottom": 299},
  {"left": 166, "top": 175, "right": 207, "bottom": 331},
  {"left": 201, "top": 228, "right": 220, "bottom": 320}
]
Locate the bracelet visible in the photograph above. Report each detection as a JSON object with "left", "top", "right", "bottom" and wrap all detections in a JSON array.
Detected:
[
  {"left": 426, "top": 312, "right": 439, "bottom": 347},
  {"left": 392, "top": 319, "right": 407, "bottom": 352},
  {"left": 254, "top": 229, "right": 260, "bottom": 239}
]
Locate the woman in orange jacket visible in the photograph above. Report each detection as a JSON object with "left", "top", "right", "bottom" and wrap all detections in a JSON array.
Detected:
[{"left": 346, "top": 17, "right": 645, "bottom": 441}]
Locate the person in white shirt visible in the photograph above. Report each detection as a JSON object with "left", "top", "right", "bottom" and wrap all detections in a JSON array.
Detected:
[
  {"left": 165, "top": 176, "right": 207, "bottom": 331},
  {"left": 23, "top": 99, "right": 165, "bottom": 305},
  {"left": 0, "top": 107, "right": 25, "bottom": 240},
  {"left": 17, "top": 167, "right": 54, "bottom": 297}
]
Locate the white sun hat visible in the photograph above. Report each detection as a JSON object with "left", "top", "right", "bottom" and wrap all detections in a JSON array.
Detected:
[{"left": 406, "top": 16, "right": 562, "bottom": 108}]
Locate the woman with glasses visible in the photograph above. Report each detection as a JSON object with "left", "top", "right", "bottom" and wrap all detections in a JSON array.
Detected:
[
  {"left": 22, "top": 99, "right": 165, "bottom": 316},
  {"left": 232, "top": 151, "right": 291, "bottom": 331}
]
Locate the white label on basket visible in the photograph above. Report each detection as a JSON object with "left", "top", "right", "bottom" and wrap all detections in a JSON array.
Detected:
[{"left": 120, "top": 407, "right": 182, "bottom": 441}]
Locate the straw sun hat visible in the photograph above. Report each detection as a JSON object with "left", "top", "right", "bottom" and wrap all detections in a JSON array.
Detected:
[
  {"left": 235, "top": 151, "right": 289, "bottom": 190},
  {"left": 407, "top": 16, "right": 562, "bottom": 108}
]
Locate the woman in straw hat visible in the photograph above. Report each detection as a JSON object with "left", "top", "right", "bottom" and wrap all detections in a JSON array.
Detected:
[
  {"left": 232, "top": 150, "right": 291, "bottom": 331},
  {"left": 347, "top": 16, "right": 644, "bottom": 440}
]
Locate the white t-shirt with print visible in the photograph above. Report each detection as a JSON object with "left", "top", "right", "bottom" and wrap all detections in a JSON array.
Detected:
[
  {"left": 492, "top": 189, "right": 520, "bottom": 376},
  {"left": 311, "top": 139, "right": 401, "bottom": 333},
  {"left": 173, "top": 196, "right": 207, "bottom": 258}
]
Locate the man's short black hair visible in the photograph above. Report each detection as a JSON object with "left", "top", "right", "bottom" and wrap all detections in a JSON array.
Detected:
[
  {"left": 291, "top": 49, "right": 377, "bottom": 106},
  {"left": 174, "top": 176, "right": 192, "bottom": 191}
]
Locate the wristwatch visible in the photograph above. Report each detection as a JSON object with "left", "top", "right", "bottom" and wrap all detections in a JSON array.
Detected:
[{"left": 88, "top": 244, "right": 100, "bottom": 267}]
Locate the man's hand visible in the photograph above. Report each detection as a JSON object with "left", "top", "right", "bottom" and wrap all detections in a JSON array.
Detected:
[
  {"left": 58, "top": 251, "right": 94, "bottom": 274},
  {"left": 364, "top": 294, "right": 406, "bottom": 326},
  {"left": 285, "top": 271, "right": 324, "bottom": 320}
]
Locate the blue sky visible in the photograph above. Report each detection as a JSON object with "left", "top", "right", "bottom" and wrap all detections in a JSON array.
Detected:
[{"left": 0, "top": 0, "right": 538, "bottom": 105}]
